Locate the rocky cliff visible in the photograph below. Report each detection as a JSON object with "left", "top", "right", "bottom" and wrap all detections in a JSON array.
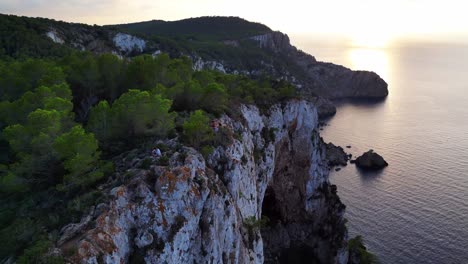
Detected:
[
  {"left": 248, "top": 32, "right": 388, "bottom": 100},
  {"left": 55, "top": 100, "right": 348, "bottom": 263},
  {"left": 190, "top": 31, "right": 388, "bottom": 101}
]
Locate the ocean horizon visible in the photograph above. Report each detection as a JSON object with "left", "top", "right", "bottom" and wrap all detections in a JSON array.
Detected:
[{"left": 293, "top": 38, "right": 468, "bottom": 264}]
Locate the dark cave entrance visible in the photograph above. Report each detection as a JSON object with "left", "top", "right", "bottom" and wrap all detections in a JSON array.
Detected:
[
  {"left": 279, "top": 246, "right": 320, "bottom": 264},
  {"left": 261, "top": 187, "right": 321, "bottom": 264},
  {"left": 262, "top": 186, "right": 282, "bottom": 225}
]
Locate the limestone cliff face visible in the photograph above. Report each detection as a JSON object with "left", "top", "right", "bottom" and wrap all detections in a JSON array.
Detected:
[
  {"left": 56, "top": 100, "right": 348, "bottom": 263},
  {"left": 44, "top": 26, "right": 148, "bottom": 55}
]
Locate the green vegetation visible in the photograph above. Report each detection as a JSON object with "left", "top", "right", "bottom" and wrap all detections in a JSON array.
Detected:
[
  {"left": 87, "top": 89, "right": 176, "bottom": 146},
  {"left": 243, "top": 215, "right": 270, "bottom": 241},
  {"left": 348, "top": 235, "right": 380, "bottom": 264},
  {"left": 0, "top": 82, "right": 111, "bottom": 261},
  {"left": 1, "top": 83, "right": 107, "bottom": 193},
  {"left": 244, "top": 215, "right": 269, "bottom": 230},
  {"left": 113, "top": 16, "right": 272, "bottom": 42},
  {"left": 0, "top": 14, "right": 73, "bottom": 59},
  {"left": 0, "top": 40, "right": 297, "bottom": 261},
  {"left": 111, "top": 16, "right": 308, "bottom": 79},
  {"left": 182, "top": 110, "right": 214, "bottom": 149}
]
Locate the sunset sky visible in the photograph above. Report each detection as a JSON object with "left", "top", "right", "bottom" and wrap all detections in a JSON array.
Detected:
[{"left": 2, "top": 0, "right": 468, "bottom": 47}]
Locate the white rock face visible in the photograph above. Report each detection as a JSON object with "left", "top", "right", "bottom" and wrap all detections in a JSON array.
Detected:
[
  {"left": 46, "top": 31, "right": 65, "bottom": 44},
  {"left": 250, "top": 34, "right": 270, "bottom": 48},
  {"left": 151, "top": 50, "right": 162, "bottom": 57},
  {"left": 250, "top": 31, "right": 293, "bottom": 53},
  {"left": 58, "top": 100, "right": 347, "bottom": 264},
  {"left": 193, "top": 57, "right": 227, "bottom": 73},
  {"left": 113, "top": 33, "right": 146, "bottom": 53}
]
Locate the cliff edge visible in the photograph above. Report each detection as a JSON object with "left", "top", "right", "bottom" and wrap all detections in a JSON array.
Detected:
[
  {"left": 55, "top": 100, "right": 348, "bottom": 263},
  {"left": 247, "top": 31, "right": 389, "bottom": 100}
]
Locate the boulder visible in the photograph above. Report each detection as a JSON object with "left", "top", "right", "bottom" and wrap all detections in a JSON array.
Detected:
[
  {"left": 312, "top": 97, "right": 337, "bottom": 119},
  {"left": 325, "top": 143, "right": 349, "bottom": 166},
  {"left": 355, "top": 150, "right": 388, "bottom": 170}
]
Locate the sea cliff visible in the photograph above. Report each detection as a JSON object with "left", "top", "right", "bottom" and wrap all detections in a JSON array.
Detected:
[{"left": 55, "top": 100, "right": 348, "bottom": 263}]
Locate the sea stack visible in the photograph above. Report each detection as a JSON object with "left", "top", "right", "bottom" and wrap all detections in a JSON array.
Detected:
[{"left": 355, "top": 150, "right": 388, "bottom": 170}]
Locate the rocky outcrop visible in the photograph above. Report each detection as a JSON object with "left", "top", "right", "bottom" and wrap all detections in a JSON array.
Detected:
[
  {"left": 249, "top": 32, "right": 388, "bottom": 100},
  {"left": 46, "top": 30, "right": 65, "bottom": 44},
  {"left": 192, "top": 56, "right": 227, "bottom": 73},
  {"left": 325, "top": 143, "right": 349, "bottom": 167},
  {"left": 44, "top": 26, "right": 117, "bottom": 54},
  {"left": 250, "top": 32, "right": 294, "bottom": 53},
  {"left": 355, "top": 150, "right": 388, "bottom": 170},
  {"left": 42, "top": 24, "right": 151, "bottom": 56},
  {"left": 113, "top": 33, "right": 146, "bottom": 54},
  {"left": 302, "top": 63, "right": 389, "bottom": 99},
  {"left": 56, "top": 100, "right": 348, "bottom": 263},
  {"left": 312, "top": 97, "right": 337, "bottom": 119}
]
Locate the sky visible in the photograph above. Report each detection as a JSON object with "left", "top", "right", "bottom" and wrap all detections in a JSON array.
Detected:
[{"left": 2, "top": 0, "right": 468, "bottom": 47}]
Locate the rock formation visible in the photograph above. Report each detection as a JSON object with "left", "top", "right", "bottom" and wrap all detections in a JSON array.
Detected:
[
  {"left": 248, "top": 32, "right": 389, "bottom": 100},
  {"left": 325, "top": 143, "right": 349, "bottom": 167},
  {"left": 355, "top": 150, "right": 388, "bottom": 170},
  {"left": 55, "top": 100, "right": 349, "bottom": 263},
  {"left": 113, "top": 33, "right": 146, "bottom": 53}
]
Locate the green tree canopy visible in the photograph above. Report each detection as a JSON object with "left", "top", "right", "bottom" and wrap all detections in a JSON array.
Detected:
[
  {"left": 87, "top": 89, "right": 176, "bottom": 145},
  {"left": 182, "top": 110, "right": 213, "bottom": 148},
  {"left": 54, "top": 125, "right": 103, "bottom": 190},
  {"left": 1, "top": 84, "right": 104, "bottom": 193}
]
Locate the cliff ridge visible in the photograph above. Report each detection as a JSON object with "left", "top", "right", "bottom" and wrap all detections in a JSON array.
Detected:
[{"left": 55, "top": 100, "right": 349, "bottom": 263}]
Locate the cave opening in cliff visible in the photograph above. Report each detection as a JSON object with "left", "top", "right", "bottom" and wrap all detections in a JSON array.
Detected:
[
  {"left": 279, "top": 246, "right": 320, "bottom": 264},
  {"left": 262, "top": 187, "right": 282, "bottom": 225}
]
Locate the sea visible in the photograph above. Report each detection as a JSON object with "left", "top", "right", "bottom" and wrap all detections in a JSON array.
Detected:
[{"left": 293, "top": 38, "right": 468, "bottom": 264}]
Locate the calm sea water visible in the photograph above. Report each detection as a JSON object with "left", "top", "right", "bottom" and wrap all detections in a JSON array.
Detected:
[{"left": 293, "top": 39, "right": 468, "bottom": 264}]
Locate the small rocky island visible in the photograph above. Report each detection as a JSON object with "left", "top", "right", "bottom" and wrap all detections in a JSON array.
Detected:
[{"left": 354, "top": 150, "right": 388, "bottom": 170}]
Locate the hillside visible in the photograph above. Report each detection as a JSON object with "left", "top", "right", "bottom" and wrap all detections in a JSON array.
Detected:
[
  {"left": 0, "top": 14, "right": 388, "bottom": 104},
  {"left": 113, "top": 16, "right": 272, "bottom": 41}
]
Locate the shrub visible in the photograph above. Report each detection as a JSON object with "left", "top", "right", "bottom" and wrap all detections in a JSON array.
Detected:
[
  {"left": 157, "top": 156, "right": 169, "bottom": 166},
  {"left": 201, "top": 145, "right": 214, "bottom": 159},
  {"left": 243, "top": 215, "right": 269, "bottom": 231},
  {"left": 213, "top": 126, "right": 234, "bottom": 147},
  {"left": 261, "top": 127, "right": 277, "bottom": 144},
  {"left": 348, "top": 235, "right": 380, "bottom": 264},
  {"left": 182, "top": 110, "right": 214, "bottom": 149},
  {"left": 139, "top": 158, "right": 152, "bottom": 170},
  {"left": 17, "top": 240, "right": 52, "bottom": 264}
]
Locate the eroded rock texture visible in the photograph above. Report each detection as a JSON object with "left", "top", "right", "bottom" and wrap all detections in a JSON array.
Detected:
[{"left": 57, "top": 100, "right": 348, "bottom": 264}]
